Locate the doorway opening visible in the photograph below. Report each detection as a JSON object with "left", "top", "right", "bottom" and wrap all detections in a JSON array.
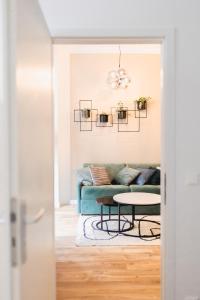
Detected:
[{"left": 53, "top": 39, "right": 163, "bottom": 300}]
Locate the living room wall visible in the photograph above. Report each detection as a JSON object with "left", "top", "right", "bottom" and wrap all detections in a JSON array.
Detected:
[
  {"left": 53, "top": 46, "right": 161, "bottom": 202},
  {"left": 70, "top": 52, "right": 160, "bottom": 198}
]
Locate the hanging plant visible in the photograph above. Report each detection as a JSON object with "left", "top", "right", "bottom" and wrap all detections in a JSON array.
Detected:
[
  {"left": 135, "top": 97, "right": 151, "bottom": 111},
  {"left": 116, "top": 101, "right": 127, "bottom": 119}
]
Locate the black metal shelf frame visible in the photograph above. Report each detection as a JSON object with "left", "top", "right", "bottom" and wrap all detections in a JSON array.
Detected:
[{"left": 74, "top": 100, "right": 148, "bottom": 132}]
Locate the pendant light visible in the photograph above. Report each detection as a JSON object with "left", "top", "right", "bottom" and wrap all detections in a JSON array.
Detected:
[{"left": 107, "top": 45, "right": 131, "bottom": 89}]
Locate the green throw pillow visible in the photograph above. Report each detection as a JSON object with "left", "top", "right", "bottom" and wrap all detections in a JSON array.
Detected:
[
  {"left": 115, "top": 167, "right": 140, "bottom": 186},
  {"left": 77, "top": 167, "right": 93, "bottom": 186}
]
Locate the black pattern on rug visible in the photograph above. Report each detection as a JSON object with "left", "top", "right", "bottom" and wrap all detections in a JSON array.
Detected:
[{"left": 83, "top": 215, "right": 160, "bottom": 242}]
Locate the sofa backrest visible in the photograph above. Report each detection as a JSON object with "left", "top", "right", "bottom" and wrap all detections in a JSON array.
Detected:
[
  {"left": 83, "top": 163, "right": 160, "bottom": 181},
  {"left": 83, "top": 163, "right": 160, "bottom": 169},
  {"left": 127, "top": 163, "right": 160, "bottom": 169}
]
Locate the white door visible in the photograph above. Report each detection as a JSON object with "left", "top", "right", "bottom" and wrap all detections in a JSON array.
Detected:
[{"left": 9, "top": 0, "right": 55, "bottom": 300}]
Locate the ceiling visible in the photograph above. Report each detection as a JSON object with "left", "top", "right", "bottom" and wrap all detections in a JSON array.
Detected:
[
  {"left": 38, "top": 2, "right": 161, "bottom": 54},
  {"left": 38, "top": 0, "right": 135, "bottom": 37},
  {"left": 38, "top": 0, "right": 162, "bottom": 39}
]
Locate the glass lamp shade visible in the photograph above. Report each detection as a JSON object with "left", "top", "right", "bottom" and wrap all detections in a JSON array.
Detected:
[
  {"left": 111, "top": 81, "right": 119, "bottom": 89},
  {"left": 118, "top": 68, "right": 126, "bottom": 76},
  {"left": 107, "top": 68, "right": 131, "bottom": 89},
  {"left": 108, "top": 70, "right": 119, "bottom": 80},
  {"left": 123, "top": 76, "right": 131, "bottom": 84}
]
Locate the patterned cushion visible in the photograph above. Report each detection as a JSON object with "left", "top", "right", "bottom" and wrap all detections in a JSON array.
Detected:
[
  {"left": 90, "top": 167, "right": 111, "bottom": 186},
  {"left": 115, "top": 167, "right": 140, "bottom": 186},
  {"left": 83, "top": 163, "right": 125, "bottom": 181}
]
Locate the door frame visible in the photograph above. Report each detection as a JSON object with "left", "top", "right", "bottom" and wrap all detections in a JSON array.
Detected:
[
  {"left": 0, "top": 0, "right": 12, "bottom": 299},
  {"left": 53, "top": 28, "right": 176, "bottom": 300}
]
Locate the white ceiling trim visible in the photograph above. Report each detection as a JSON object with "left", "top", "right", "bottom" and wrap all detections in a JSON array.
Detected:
[{"left": 53, "top": 44, "right": 161, "bottom": 54}]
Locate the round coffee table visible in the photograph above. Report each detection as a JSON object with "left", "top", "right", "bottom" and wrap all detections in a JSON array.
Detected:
[
  {"left": 96, "top": 196, "right": 134, "bottom": 233},
  {"left": 113, "top": 192, "right": 161, "bottom": 239}
]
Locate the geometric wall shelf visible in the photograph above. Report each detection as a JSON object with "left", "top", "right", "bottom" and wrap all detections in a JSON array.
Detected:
[
  {"left": 74, "top": 99, "right": 148, "bottom": 133},
  {"left": 74, "top": 100, "right": 98, "bottom": 132}
]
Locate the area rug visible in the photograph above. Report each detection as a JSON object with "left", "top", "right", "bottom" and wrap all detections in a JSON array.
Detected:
[{"left": 75, "top": 215, "right": 160, "bottom": 246}]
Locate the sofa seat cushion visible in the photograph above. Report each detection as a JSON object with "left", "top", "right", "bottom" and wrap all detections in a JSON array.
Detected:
[
  {"left": 81, "top": 185, "right": 131, "bottom": 200},
  {"left": 129, "top": 184, "right": 160, "bottom": 194}
]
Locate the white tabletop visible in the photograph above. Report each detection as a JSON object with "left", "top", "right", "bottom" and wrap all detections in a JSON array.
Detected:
[{"left": 113, "top": 192, "right": 161, "bottom": 206}]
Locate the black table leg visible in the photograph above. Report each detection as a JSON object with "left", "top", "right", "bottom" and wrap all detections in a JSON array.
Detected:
[
  {"left": 101, "top": 205, "right": 103, "bottom": 229},
  {"left": 118, "top": 203, "right": 121, "bottom": 232},
  {"left": 132, "top": 205, "right": 135, "bottom": 227},
  {"left": 96, "top": 202, "right": 134, "bottom": 233}
]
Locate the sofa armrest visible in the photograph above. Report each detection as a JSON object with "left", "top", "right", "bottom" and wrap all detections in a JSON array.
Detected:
[{"left": 77, "top": 182, "right": 82, "bottom": 213}]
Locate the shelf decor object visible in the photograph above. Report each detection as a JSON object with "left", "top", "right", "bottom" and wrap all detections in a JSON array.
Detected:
[
  {"left": 99, "top": 113, "right": 109, "bottom": 123},
  {"left": 74, "top": 98, "right": 149, "bottom": 132},
  {"left": 81, "top": 108, "right": 91, "bottom": 119},
  {"left": 96, "top": 113, "right": 113, "bottom": 127},
  {"left": 74, "top": 100, "right": 98, "bottom": 132},
  {"left": 116, "top": 101, "right": 127, "bottom": 120},
  {"left": 107, "top": 45, "right": 131, "bottom": 89},
  {"left": 135, "top": 97, "right": 151, "bottom": 118},
  {"left": 118, "top": 110, "right": 127, "bottom": 119}
]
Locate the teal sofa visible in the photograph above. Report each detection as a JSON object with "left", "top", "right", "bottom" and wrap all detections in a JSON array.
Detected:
[{"left": 77, "top": 163, "right": 160, "bottom": 215}]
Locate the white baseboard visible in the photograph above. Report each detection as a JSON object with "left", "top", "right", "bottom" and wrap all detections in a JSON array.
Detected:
[{"left": 69, "top": 199, "right": 77, "bottom": 205}]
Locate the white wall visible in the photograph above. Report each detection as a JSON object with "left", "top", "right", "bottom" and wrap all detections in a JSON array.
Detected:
[
  {"left": 53, "top": 48, "right": 71, "bottom": 207},
  {"left": 54, "top": 46, "right": 160, "bottom": 202},
  {"left": 70, "top": 53, "right": 160, "bottom": 198},
  {"left": 39, "top": 1, "right": 200, "bottom": 299}
]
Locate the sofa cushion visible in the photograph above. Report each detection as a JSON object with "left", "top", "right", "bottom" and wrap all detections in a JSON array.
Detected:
[
  {"left": 83, "top": 163, "right": 125, "bottom": 181},
  {"left": 77, "top": 167, "right": 93, "bottom": 186},
  {"left": 135, "top": 168, "right": 156, "bottom": 185},
  {"left": 129, "top": 184, "right": 160, "bottom": 194},
  {"left": 90, "top": 166, "right": 111, "bottom": 186},
  {"left": 115, "top": 167, "right": 140, "bottom": 185},
  {"left": 148, "top": 168, "right": 161, "bottom": 185},
  {"left": 81, "top": 185, "right": 131, "bottom": 200}
]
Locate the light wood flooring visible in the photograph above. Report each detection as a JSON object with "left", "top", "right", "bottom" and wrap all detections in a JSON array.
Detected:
[{"left": 55, "top": 205, "right": 160, "bottom": 300}]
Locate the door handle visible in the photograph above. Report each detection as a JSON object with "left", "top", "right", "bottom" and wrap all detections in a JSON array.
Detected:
[
  {"left": 20, "top": 206, "right": 46, "bottom": 264},
  {"left": 25, "top": 208, "right": 46, "bottom": 224}
]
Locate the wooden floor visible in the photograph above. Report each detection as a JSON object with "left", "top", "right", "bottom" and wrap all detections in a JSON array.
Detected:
[{"left": 55, "top": 205, "right": 160, "bottom": 300}]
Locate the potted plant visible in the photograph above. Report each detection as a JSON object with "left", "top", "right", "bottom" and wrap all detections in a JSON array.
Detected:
[
  {"left": 81, "top": 108, "right": 91, "bottom": 119},
  {"left": 116, "top": 101, "right": 127, "bottom": 120},
  {"left": 99, "top": 112, "right": 109, "bottom": 123},
  {"left": 135, "top": 96, "right": 151, "bottom": 111}
]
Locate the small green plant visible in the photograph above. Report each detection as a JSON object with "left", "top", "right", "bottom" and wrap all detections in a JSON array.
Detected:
[
  {"left": 135, "top": 96, "right": 151, "bottom": 110},
  {"left": 136, "top": 96, "right": 151, "bottom": 103}
]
